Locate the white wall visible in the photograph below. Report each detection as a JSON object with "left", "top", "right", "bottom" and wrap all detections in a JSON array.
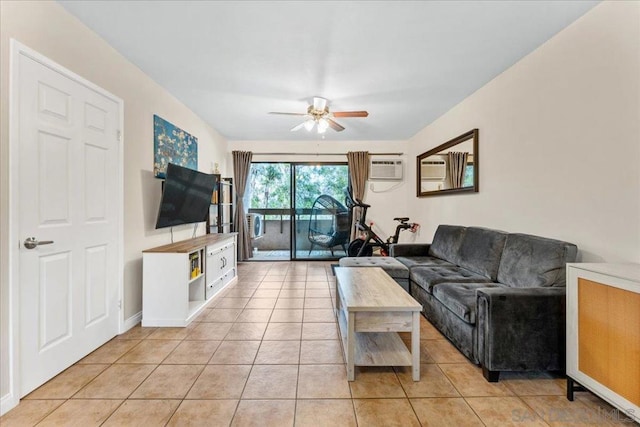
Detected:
[
  {"left": 229, "top": 140, "right": 420, "bottom": 244},
  {"left": 407, "top": 1, "right": 640, "bottom": 263},
  {"left": 0, "top": 0, "right": 228, "bottom": 407}
]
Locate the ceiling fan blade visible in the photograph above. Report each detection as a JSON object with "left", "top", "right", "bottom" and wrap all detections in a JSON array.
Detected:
[
  {"left": 332, "top": 111, "right": 369, "bottom": 118},
  {"left": 290, "top": 122, "right": 307, "bottom": 132},
  {"left": 327, "top": 119, "right": 345, "bottom": 132},
  {"left": 313, "top": 97, "right": 327, "bottom": 112},
  {"left": 269, "top": 112, "right": 307, "bottom": 116}
]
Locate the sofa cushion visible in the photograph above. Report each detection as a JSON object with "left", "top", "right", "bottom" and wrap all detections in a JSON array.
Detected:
[
  {"left": 457, "top": 227, "right": 507, "bottom": 281},
  {"left": 497, "top": 233, "right": 578, "bottom": 288},
  {"left": 338, "top": 257, "right": 409, "bottom": 279},
  {"left": 395, "top": 256, "right": 456, "bottom": 269},
  {"left": 409, "top": 266, "right": 492, "bottom": 294},
  {"left": 432, "top": 282, "right": 506, "bottom": 324},
  {"left": 427, "top": 225, "right": 466, "bottom": 265}
]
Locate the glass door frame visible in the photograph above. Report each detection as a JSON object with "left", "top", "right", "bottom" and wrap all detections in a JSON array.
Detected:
[
  {"left": 247, "top": 161, "right": 293, "bottom": 261},
  {"left": 247, "top": 161, "right": 349, "bottom": 262},
  {"left": 290, "top": 161, "right": 349, "bottom": 261}
]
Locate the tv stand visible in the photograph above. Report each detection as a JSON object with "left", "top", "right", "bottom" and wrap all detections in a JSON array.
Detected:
[{"left": 142, "top": 233, "right": 237, "bottom": 327}]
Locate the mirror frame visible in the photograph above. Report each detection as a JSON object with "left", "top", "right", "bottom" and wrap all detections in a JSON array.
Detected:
[{"left": 416, "top": 128, "right": 479, "bottom": 197}]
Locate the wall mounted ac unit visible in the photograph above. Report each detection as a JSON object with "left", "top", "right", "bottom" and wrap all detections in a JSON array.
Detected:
[
  {"left": 247, "top": 213, "right": 264, "bottom": 238},
  {"left": 369, "top": 159, "right": 403, "bottom": 181},
  {"left": 421, "top": 159, "right": 446, "bottom": 181}
]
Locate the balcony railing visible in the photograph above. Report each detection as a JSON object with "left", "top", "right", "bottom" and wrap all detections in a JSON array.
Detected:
[
  {"left": 247, "top": 208, "right": 349, "bottom": 252},
  {"left": 248, "top": 208, "right": 293, "bottom": 234}
]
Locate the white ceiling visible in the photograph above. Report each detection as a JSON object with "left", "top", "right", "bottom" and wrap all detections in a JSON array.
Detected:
[{"left": 59, "top": 0, "right": 598, "bottom": 141}]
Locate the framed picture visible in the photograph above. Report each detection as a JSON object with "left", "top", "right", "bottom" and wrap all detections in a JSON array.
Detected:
[{"left": 153, "top": 114, "right": 198, "bottom": 178}]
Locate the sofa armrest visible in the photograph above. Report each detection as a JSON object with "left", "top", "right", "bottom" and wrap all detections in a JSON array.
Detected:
[
  {"left": 389, "top": 243, "right": 431, "bottom": 257},
  {"left": 476, "top": 287, "right": 566, "bottom": 374}
]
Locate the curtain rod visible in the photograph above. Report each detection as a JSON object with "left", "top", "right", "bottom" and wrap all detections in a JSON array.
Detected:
[{"left": 251, "top": 152, "right": 403, "bottom": 156}]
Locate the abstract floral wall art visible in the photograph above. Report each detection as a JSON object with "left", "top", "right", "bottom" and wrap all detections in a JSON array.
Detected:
[{"left": 153, "top": 114, "right": 198, "bottom": 178}]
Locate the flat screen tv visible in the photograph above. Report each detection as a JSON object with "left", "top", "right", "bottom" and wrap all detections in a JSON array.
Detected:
[{"left": 155, "top": 163, "right": 216, "bottom": 229}]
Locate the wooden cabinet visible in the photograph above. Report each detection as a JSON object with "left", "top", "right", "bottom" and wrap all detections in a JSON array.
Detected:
[
  {"left": 209, "top": 177, "right": 234, "bottom": 234},
  {"left": 566, "top": 263, "right": 640, "bottom": 423},
  {"left": 142, "top": 234, "right": 237, "bottom": 327}
]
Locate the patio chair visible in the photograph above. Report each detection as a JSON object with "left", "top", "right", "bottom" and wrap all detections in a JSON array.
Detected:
[{"left": 307, "top": 195, "right": 350, "bottom": 256}]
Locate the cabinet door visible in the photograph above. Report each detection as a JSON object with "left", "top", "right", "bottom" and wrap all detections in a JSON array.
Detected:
[
  {"left": 206, "top": 240, "right": 235, "bottom": 283},
  {"left": 206, "top": 246, "right": 224, "bottom": 283},
  {"left": 221, "top": 244, "right": 235, "bottom": 275}
]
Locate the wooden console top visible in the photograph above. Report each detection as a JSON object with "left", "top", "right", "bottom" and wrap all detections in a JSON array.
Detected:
[{"left": 143, "top": 233, "right": 237, "bottom": 253}]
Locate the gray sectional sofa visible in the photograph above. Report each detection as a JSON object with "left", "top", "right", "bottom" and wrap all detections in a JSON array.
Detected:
[{"left": 390, "top": 225, "right": 577, "bottom": 382}]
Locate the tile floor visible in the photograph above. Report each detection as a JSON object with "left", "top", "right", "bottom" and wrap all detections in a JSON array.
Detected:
[{"left": 1, "top": 261, "right": 636, "bottom": 426}]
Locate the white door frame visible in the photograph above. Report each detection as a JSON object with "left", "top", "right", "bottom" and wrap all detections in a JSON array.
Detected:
[{"left": 4, "top": 39, "right": 124, "bottom": 414}]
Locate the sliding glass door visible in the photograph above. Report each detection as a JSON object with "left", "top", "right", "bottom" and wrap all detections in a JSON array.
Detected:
[
  {"left": 292, "top": 163, "right": 349, "bottom": 260},
  {"left": 247, "top": 163, "right": 292, "bottom": 261},
  {"left": 247, "top": 162, "right": 349, "bottom": 261}
]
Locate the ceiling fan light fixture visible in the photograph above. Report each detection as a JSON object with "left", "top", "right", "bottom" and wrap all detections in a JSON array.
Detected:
[
  {"left": 303, "top": 119, "right": 315, "bottom": 132},
  {"left": 271, "top": 97, "right": 368, "bottom": 134},
  {"left": 317, "top": 118, "right": 329, "bottom": 134},
  {"left": 313, "top": 97, "right": 327, "bottom": 112}
]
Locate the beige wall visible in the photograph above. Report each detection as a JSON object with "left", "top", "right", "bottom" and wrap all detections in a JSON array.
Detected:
[
  {"left": 0, "top": 0, "right": 228, "bottom": 405},
  {"left": 229, "top": 139, "right": 420, "bottom": 244},
  {"left": 407, "top": 1, "right": 640, "bottom": 263}
]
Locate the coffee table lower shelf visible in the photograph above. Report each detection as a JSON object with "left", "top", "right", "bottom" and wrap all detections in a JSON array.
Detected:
[{"left": 336, "top": 308, "right": 416, "bottom": 379}]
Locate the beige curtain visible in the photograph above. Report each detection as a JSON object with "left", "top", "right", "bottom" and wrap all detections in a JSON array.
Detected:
[
  {"left": 347, "top": 151, "right": 369, "bottom": 240},
  {"left": 233, "top": 150, "right": 253, "bottom": 261},
  {"left": 445, "top": 151, "right": 468, "bottom": 189}
]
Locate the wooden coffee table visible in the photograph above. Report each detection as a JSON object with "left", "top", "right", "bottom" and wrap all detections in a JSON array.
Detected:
[{"left": 334, "top": 267, "right": 422, "bottom": 381}]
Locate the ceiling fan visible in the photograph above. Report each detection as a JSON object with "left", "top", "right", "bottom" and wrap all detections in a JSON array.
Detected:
[{"left": 269, "top": 97, "right": 368, "bottom": 133}]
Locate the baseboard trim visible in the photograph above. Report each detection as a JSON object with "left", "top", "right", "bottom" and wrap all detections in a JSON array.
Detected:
[
  {"left": 121, "top": 311, "right": 142, "bottom": 334},
  {"left": 1, "top": 392, "right": 19, "bottom": 416}
]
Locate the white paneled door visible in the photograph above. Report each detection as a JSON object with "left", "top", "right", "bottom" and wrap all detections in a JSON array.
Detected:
[{"left": 16, "top": 49, "right": 121, "bottom": 396}]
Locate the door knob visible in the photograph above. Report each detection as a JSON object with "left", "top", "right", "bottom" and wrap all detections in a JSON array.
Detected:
[{"left": 23, "top": 237, "right": 54, "bottom": 250}]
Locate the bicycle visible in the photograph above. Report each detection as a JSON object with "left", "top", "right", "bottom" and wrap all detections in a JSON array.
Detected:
[{"left": 345, "top": 194, "right": 419, "bottom": 257}]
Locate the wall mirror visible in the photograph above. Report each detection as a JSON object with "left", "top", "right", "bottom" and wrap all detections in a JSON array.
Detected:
[{"left": 416, "top": 129, "right": 478, "bottom": 197}]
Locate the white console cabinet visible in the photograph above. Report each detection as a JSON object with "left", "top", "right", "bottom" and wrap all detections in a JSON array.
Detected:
[
  {"left": 142, "top": 233, "right": 237, "bottom": 327},
  {"left": 566, "top": 263, "right": 640, "bottom": 423}
]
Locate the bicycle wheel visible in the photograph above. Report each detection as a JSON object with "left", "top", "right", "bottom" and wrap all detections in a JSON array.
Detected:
[{"left": 347, "top": 239, "right": 373, "bottom": 257}]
